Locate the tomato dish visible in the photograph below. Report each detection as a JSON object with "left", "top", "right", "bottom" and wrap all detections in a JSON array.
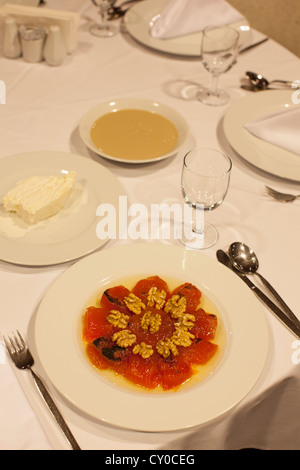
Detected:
[{"left": 82, "top": 276, "right": 219, "bottom": 391}]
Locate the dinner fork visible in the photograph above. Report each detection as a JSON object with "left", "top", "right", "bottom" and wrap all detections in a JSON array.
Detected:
[
  {"left": 265, "top": 185, "right": 300, "bottom": 203},
  {"left": 4, "top": 331, "right": 81, "bottom": 450}
]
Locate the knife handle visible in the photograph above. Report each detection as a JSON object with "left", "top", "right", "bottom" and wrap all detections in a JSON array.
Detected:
[
  {"left": 240, "top": 274, "right": 300, "bottom": 339},
  {"left": 30, "top": 369, "right": 81, "bottom": 450},
  {"left": 256, "top": 272, "right": 300, "bottom": 329}
]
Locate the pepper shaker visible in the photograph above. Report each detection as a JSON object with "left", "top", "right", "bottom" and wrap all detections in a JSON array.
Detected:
[
  {"left": 3, "top": 17, "right": 22, "bottom": 59},
  {"left": 43, "top": 25, "right": 67, "bottom": 66}
]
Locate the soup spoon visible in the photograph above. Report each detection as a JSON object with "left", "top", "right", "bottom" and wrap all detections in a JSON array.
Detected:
[
  {"left": 228, "top": 242, "right": 300, "bottom": 327},
  {"left": 245, "top": 71, "right": 297, "bottom": 89}
]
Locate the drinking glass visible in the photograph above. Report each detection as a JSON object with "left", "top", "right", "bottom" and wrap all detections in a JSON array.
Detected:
[
  {"left": 179, "top": 148, "right": 232, "bottom": 249},
  {"left": 90, "top": 0, "right": 118, "bottom": 37},
  {"left": 198, "top": 25, "right": 239, "bottom": 106}
]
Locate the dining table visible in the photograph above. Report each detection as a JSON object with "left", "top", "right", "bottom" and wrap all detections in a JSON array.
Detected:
[{"left": 1, "top": 0, "right": 300, "bottom": 451}]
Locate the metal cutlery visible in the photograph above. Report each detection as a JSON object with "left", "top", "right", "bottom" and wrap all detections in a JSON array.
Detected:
[
  {"left": 4, "top": 330, "right": 81, "bottom": 450},
  {"left": 216, "top": 250, "right": 300, "bottom": 338},
  {"left": 228, "top": 241, "right": 300, "bottom": 327},
  {"left": 107, "top": 0, "right": 142, "bottom": 19},
  {"left": 246, "top": 70, "right": 296, "bottom": 89},
  {"left": 241, "top": 71, "right": 300, "bottom": 91},
  {"left": 265, "top": 185, "right": 300, "bottom": 203},
  {"left": 239, "top": 38, "right": 269, "bottom": 54}
]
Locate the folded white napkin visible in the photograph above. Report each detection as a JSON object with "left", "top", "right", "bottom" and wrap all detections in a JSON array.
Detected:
[
  {"left": 244, "top": 107, "right": 300, "bottom": 156},
  {"left": 150, "top": 0, "right": 244, "bottom": 39}
]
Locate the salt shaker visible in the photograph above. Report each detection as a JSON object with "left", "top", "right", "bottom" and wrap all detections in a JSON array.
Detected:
[
  {"left": 3, "top": 17, "right": 22, "bottom": 59},
  {"left": 43, "top": 25, "right": 67, "bottom": 66},
  {"left": 19, "top": 25, "right": 46, "bottom": 63}
]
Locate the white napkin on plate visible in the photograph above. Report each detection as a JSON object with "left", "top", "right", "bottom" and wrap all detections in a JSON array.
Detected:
[
  {"left": 244, "top": 107, "right": 300, "bottom": 156},
  {"left": 150, "top": 0, "right": 244, "bottom": 39}
]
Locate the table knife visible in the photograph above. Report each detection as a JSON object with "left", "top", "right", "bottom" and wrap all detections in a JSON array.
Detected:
[
  {"left": 239, "top": 37, "right": 269, "bottom": 54},
  {"left": 216, "top": 249, "right": 300, "bottom": 339}
]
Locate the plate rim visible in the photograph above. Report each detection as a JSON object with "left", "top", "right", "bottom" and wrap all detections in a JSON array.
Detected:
[
  {"left": 0, "top": 150, "right": 126, "bottom": 266},
  {"left": 223, "top": 90, "right": 300, "bottom": 181},
  {"left": 79, "top": 97, "right": 190, "bottom": 164},
  {"left": 34, "top": 243, "right": 269, "bottom": 432}
]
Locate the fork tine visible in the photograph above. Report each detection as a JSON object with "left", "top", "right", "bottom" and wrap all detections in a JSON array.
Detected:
[
  {"left": 3, "top": 335, "right": 13, "bottom": 355},
  {"left": 16, "top": 330, "right": 26, "bottom": 349},
  {"left": 265, "top": 185, "right": 276, "bottom": 196},
  {"left": 4, "top": 331, "right": 25, "bottom": 355}
]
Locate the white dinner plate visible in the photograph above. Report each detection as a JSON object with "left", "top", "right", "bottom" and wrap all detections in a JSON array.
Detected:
[
  {"left": 124, "top": 0, "right": 251, "bottom": 57},
  {"left": 79, "top": 97, "right": 190, "bottom": 164},
  {"left": 223, "top": 90, "right": 300, "bottom": 181},
  {"left": 34, "top": 243, "right": 269, "bottom": 431},
  {"left": 0, "top": 151, "right": 125, "bottom": 266}
]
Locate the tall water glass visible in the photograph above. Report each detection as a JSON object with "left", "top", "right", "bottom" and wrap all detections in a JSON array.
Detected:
[
  {"left": 179, "top": 148, "right": 232, "bottom": 249},
  {"left": 198, "top": 25, "right": 239, "bottom": 106},
  {"left": 90, "top": 0, "right": 118, "bottom": 37}
]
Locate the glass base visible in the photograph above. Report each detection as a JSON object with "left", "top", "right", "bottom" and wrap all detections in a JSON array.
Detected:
[
  {"left": 90, "top": 23, "right": 118, "bottom": 37},
  {"left": 177, "top": 221, "right": 219, "bottom": 250},
  {"left": 197, "top": 88, "right": 229, "bottom": 106}
]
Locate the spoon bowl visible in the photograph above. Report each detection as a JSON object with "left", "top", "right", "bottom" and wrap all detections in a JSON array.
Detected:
[
  {"left": 245, "top": 71, "right": 295, "bottom": 90},
  {"left": 107, "top": 0, "right": 141, "bottom": 19},
  {"left": 228, "top": 241, "right": 299, "bottom": 326},
  {"left": 229, "top": 242, "right": 259, "bottom": 273}
]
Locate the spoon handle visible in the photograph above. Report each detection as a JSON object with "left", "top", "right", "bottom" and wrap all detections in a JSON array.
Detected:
[
  {"left": 256, "top": 272, "right": 300, "bottom": 328},
  {"left": 217, "top": 250, "right": 300, "bottom": 339}
]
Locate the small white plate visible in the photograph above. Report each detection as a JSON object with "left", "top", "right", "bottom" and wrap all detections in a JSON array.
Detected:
[
  {"left": 0, "top": 151, "right": 125, "bottom": 266},
  {"left": 223, "top": 90, "right": 300, "bottom": 181},
  {"left": 124, "top": 0, "right": 250, "bottom": 57},
  {"left": 79, "top": 97, "right": 190, "bottom": 164},
  {"left": 35, "top": 243, "right": 269, "bottom": 432}
]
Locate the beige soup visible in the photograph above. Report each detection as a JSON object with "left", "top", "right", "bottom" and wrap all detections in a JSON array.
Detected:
[{"left": 90, "top": 109, "right": 178, "bottom": 161}]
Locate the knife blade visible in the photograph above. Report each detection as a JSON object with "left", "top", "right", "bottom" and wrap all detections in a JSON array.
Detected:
[
  {"left": 239, "top": 37, "right": 269, "bottom": 54},
  {"left": 216, "top": 249, "right": 300, "bottom": 339}
]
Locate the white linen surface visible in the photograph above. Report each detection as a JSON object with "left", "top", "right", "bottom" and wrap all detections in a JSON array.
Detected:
[
  {"left": 150, "top": 0, "right": 244, "bottom": 39},
  {"left": 244, "top": 107, "right": 300, "bottom": 156}
]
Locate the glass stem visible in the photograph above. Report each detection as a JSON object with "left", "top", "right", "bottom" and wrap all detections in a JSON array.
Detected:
[
  {"left": 211, "top": 73, "right": 220, "bottom": 97},
  {"left": 99, "top": 6, "right": 108, "bottom": 29},
  {"left": 192, "top": 207, "right": 205, "bottom": 235}
]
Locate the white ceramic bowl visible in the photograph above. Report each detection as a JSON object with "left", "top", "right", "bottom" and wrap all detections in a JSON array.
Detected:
[{"left": 79, "top": 97, "right": 190, "bottom": 164}]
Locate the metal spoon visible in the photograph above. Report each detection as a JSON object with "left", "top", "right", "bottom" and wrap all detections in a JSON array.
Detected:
[
  {"left": 241, "top": 79, "right": 291, "bottom": 92},
  {"left": 245, "top": 71, "right": 297, "bottom": 89},
  {"left": 229, "top": 242, "right": 300, "bottom": 327}
]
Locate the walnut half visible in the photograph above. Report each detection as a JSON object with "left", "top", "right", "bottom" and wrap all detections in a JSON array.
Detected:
[
  {"left": 112, "top": 329, "right": 136, "bottom": 348},
  {"left": 164, "top": 295, "right": 187, "bottom": 318},
  {"left": 141, "top": 311, "right": 162, "bottom": 333},
  {"left": 124, "top": 293, "right": 145, "bottom": 314},
  {"left": 107, "top": 310, "right": 129, "bottom": 329},
  {"left": 133, "top": 342, "right": 154, "bottom": 359},
  {"left": 156, "top": 338, "right": 179, "bottom": 358},
  {"left": 147, "top": 287, "right": 166, "bottom": 310}
]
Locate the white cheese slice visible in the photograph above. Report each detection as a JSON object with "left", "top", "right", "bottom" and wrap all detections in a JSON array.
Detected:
[{"left": 1, "top": 171, "right": 77, "bottom": 224}]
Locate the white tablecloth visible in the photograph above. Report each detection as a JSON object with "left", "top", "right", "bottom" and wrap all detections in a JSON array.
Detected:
[{"left": 1, "top": 0, "right": 300, "bottom": 451}]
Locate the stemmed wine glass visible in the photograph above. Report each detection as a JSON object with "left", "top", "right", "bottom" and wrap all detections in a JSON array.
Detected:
[
  {"left": 90, "top": 0, "right": 118, "bottom": 37},
  {"left": 178, "top": 148, "right": 232, "bottom": 249},
  {"left": 198, "top": 25, "right": 239, "bottom": 106}
]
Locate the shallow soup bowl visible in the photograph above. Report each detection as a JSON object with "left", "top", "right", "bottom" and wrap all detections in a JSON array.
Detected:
[{"left": 79, "top": 97, "right": 190, "bottom": 164}]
